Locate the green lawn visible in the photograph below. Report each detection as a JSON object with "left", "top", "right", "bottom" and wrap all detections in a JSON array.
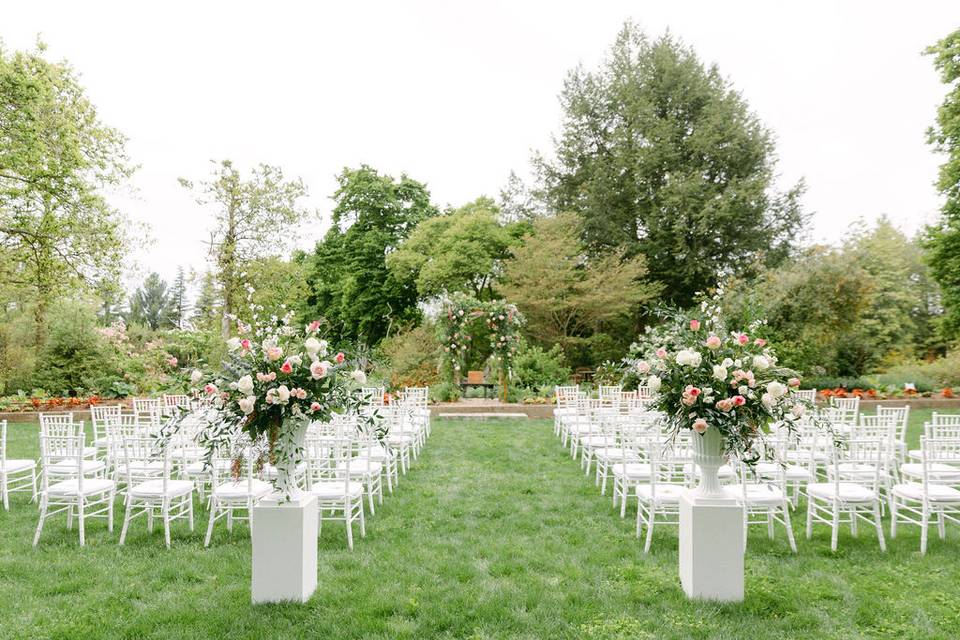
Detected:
[{"left": 1, "top": 410, "right": 958, "bottom": 639}]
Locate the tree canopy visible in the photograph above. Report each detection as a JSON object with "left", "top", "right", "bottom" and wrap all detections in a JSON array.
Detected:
[
  {"left": 535, "top": 24, "right": 805, "bottom": 309},
  {"left": 303, "top": 166, "right": 438, "bottom": 344}
]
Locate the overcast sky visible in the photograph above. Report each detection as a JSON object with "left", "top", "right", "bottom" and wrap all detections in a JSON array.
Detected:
[{"left": 4, "top": 1, "right": 959, "bottom": 289}]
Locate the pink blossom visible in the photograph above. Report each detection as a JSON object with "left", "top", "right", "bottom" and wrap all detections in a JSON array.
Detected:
[
  {"left": 732, "top": 395, "right": 746, "bottom": 406},
  {"left": 204, "top": 383, "right": 218, "bottom": 395},
  {"left": 689, "top": 319, "right": 701, "bottom": 331},
  {"left": 788, "top": 377, "right": 801, "bottom": 387},
  {"left": 310, "top": 360, "right": 330, "bottom": 380},
  {"left": 240, "top": 339, "right": 251, "bottom": 351},
  {"left": 754, "top": 338, "right": 767, "bottom": 347},
  {"left": 692, "top": 418, "right": 708, "bottom": 434},
  {"left": 716, "top": 398, "right": 734, "bottom": 412},
  {"left": 167, "top": 357, "right": 178, "bottom": 366},
  {"left": 685, "top": 385, "right": 701, "bottom": 397},
  {"left": 310, "top": 401, "right": 322, "bottom": 412},
  {"left": 334, "top": 352, "right": 345, "bottom": 364},
  {"left": 257, "top": 372, "right": 276, "bottom": 383},
  {"left": 292, "top": 387, "right": 308, "bottom": 399},
  {"left": 280, "top": 360, "right": 293, "bottom": 374},
  {"left": 266, "top": 346, "right": 283, "bottom": 361},
  {"left": 655, "top": 348, "right": 667, "bottom": 359},
  {"left": 705, "top": 335, "right": 722, "bottom": 350},
  {"left": 737, "top": 334, "right": 749, "bottom": 345},
  {"left": 307, "top": 320, "right": 321, "bottom": 334}
]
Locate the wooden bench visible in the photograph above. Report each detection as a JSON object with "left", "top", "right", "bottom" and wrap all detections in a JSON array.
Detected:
[{"left": 460, "top": 370, "right": 496, "bottom": 399}]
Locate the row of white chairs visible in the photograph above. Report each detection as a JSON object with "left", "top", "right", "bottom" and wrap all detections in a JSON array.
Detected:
[
  {"left": 3, "top": 387, "right": 432, "bottom": 549},
  {"left": 553, "top": 386, "right": 960, "bottom": 555}
]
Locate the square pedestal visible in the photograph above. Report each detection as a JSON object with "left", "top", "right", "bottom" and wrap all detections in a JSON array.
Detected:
[
  {"left": 678, "top": 490, "right": 744, "bottom": 602},
  {"left": 251, "top": 492, "right": 318, "bottom": 604}
]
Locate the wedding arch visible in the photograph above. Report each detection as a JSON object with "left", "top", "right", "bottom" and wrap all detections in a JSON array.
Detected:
[{"left": 438, "top": 293, "right": 524, "bottom": 402}]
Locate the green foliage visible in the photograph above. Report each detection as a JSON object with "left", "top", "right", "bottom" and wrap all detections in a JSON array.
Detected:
[
  {"left": 536, "top": 23, "right": 805, "bottom": 309},
  {"left": 511, "top": 342, "right": 571, "bottom": 391},
  {"left": 0, "top": 40, "right": 133, "bottom": 344},
  {"left": 428, "top": 381, "right": 461, "bottom": 403},
  {"left": 437, "top": 293, "right": 524, "bottom": 387},
  {"left": 879, "top": 352, "right": 960, "bottom": 388},
  {"left": 180, "top": 159, "right": 310, "bottom": 337},
  {"left": 303, "top": 165, "right": 438, "bottom": 344},
  {"left": 501, "top": 212, "right": 659, "bottom": 366},
  {"left": 374, "top": 323, "right": 442, "bottom": 390},
  {"left": 127, "top": 272, "right": 176, "bottom": 330},
  {"left": 925, "top": 28, "right": 960, "bottom": 338},
  {"left": 387, "top": 197, "right": 525, "bottom": 301},
  {"left": 169, "top": 266, "right": 190, "bottom": 330}
]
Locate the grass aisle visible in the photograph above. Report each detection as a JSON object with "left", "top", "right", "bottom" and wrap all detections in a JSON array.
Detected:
[{"left": 1, "top": 417, "right": 959, "bottom": 639}]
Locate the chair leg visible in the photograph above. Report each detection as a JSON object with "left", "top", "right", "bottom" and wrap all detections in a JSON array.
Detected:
[
  {"left": 890, "top": 497, "right": 898, "bottom": 538},
  {"left": 204, "top": 497, "right": 218, "bottom": 547},
  {"left": 120, "top": 496, "right": 133, "bottom": 545},
  {"left": 163, "top": 499, "right": 171, "bottom": 549},
  {"left": 345, "top": 498, "right": 354, "bottom": 551},
  {"left": 873, "top": 502, "right": 886, "bottom": 552},
  {"left": 938, "top": 510, "right": 946, "bottom": 540},
  {"left": 920, "top": 503, "right": 929, "bottom": 555},
  {"left": 358, "top": 498, "right": 366, "bottom": 537},
  {"left": 1, "top": 474, "right": 8, "bottom": 511},
  {"left": 830, "top": 504, "right": 839, "bottom": 552},
  {"left": 643, "top": 507, "right": 655, "bottom": 554},
  {"left": 107, "top": 490, "right": 115, "bottom": 532},
  {"left": 188, "top": 497, "right": 195, "bottom": 532},
  {"left": 78, "top": 499, "right": 86, "bottom": 547},
  {"left": 783, "top": 503, "right": 797, "bottom": 553},
  {"left": 33, "top": 495, "right": 48, "bottom": 547}
]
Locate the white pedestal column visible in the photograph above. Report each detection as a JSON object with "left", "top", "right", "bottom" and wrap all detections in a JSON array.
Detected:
[
  {"left": 251, "top": 492, "right": 318, "bottom": 604},
  {"left": 678, "top": 489, "right": 744, "bottom": 602}
]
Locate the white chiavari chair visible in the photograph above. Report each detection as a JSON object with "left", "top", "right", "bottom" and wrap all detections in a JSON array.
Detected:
[
  {"left": 891, "top": 437, "right": 960, "bottom": 554},
  {"left": 306, "top": 425, "right": 365, "bottom": 550},
  {"left": 1, "top": 420, "right": 37, "bottom": 509},
  {"left": 204, "top": 441, "right": 272, "bottom": 547}
]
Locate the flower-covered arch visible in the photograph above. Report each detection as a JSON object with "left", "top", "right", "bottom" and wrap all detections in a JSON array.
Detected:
[{"left": 438, "top": 293, "right": 524, "bottom": 401}]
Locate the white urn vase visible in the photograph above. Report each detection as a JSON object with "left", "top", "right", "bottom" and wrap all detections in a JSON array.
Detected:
[{"left": 690, "top": 426, "right": 727, "bottom": 499}]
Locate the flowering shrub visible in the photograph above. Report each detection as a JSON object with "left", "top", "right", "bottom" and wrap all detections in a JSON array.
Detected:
[{"left": 633, "top": 308, "right": 813, "bottom": 460}]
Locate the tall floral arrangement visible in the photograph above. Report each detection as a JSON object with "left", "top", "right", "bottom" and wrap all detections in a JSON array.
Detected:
[
  {"left": 165, "top": 302, "right": 370, "bottom": 497},
  {"left": 632, "top": 302, "right": 812, "bottom": 461}
]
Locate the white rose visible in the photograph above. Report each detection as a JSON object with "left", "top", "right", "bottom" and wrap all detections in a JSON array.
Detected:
[
  {"left": 752, "top": 355, "right": 770, "bottom": 371},
  {"left": 238, "top": 396, "right": 256, "bottom": 415},
  {"left": 712, "top": 365, "right": 728, "bottom": 382},
  {"left": 761, "top": 393, "right": 774, "bottom": 409},
  {"left": 316, "top": 339, "right": 329, "bottom": 357},
  {"left": 676, "top": 349, "right": 702, "bottom": 368},
  {"left": 287, "top": 354, "right": 303, "bottom": 367},
  {"left": 190, "top": 369, "right": 204, "bottom": 384},
  {"left": 791, "top": 403, "right": 805, "bottom": 418},
  {"left": 636, "top": 360, "right": 651, "bottom": 374},
  {"left": 277, "top": 385, "right": 291, "bottom": 404},
  {"left": 766, "top": 381, "right": 788, "bottom": 399},
  {"left": 304, "top": 337, "right": 321, "bottom": 354},
  {"left": 350, "top": 369, "right": 367, "bottom": 384},
  {"left": 310, "top": 360, "right": 330, "bottom": 380},
  {"left": 237, "top": 375, "right": 254, "bottom": 395},
  {"left": 227, "top": 337, "right": 241, "bottom": 351},
  {"left": 722, "top": 358, "right": 734, "bottom": 369},
  {"left": 647, "top": 375, "right": 662, "bottom": 391},
  {"left": 739, "top": 385, "right": 749, "bottom": 395}
]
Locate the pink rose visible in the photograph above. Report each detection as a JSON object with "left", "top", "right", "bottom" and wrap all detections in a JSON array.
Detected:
[
  {"left": 307, "top": 320, "right": 321, "bottom": 334},
  {"left": 690, "top": 319, "right": 701, "bottom": 331},
  {"left": 334, "top": 352, "right": 345, "bottom": 364},
  {"left": 240, "top": 339, "right": 251, "bottom": 351},
  {"left": 257, "top": 371, "right": 276, "bottom": 383},
  {"left": 732, "top": 395, "right": 746, "bottom": 407},
  {"left": 705, "top": 335, "right": 722, "bottom": 350},
  {"left": 204, "top": 383, "right": 218, "bottom": 395},
  {"left": 310, "top": 360, "right": 330, "bottom": 380},
  {"left": 266, "top": 346, "right": 283, "bottom": 361},
  {"left": 754, "top": 338, "right": 767, "bottom": 347},
  {"left": 737, "top": 334, "right": 749, "bottom": 345},
  {"left": 280, "top": 360, "right": 293, "bottom": 374},
  {"left": 655, "top": 348, "right": 667, "bottom": 359},
  {"left": 685, "top": 385, "right": 701, "bottom": 397},
  {"left": 310, "top": 401, "right": 321, "bottom": 412},
  {"left": 716, "top": 398, "right": 733, "bottom": 412},
  {"left": 788, "top": 377, "right": 801, "bottom": 387},
  {"left": 292, "top": 387, "right": 308, "bottom": 399},
  {"left": 692, "top": 418, "right": 708, "bottom": 434},
  {"left": 167, "top": 357, "right": 178, "bottom": 366}
]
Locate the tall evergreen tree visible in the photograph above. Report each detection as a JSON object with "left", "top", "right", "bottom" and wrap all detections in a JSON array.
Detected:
[
  {"left": 169, "top": 266, "right": 190, "bottom": 330},
  {"left": 536, "top": 23, "right": 805, "bottom": 308},
  {"left": 127, "top": 272, "right": 175, "bottom": 330},
  {"left": 924, "top": 28, "right": 960, "bottom": 338},
  {"left": 303, "top": 166, "right": 437, "bottom": 344}
]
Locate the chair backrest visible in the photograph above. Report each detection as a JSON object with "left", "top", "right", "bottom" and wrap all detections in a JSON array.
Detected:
[
  {"left": 830, "top": 396, "right": 860, "bottom": 425},
  {"left": 877, "top": 406, "right": 910, "bottom": 441},
  {"left": 90, "top": 405, "right": 122, "bottom": 443},
  {"left": 931, "top": 413, "right": 960, "bottom": 427},
  {"left": 39, "top": 430, "right": 85, "bottom": 491},
  {"left": 920, "top": 437, "right": 960, "bottom": 490},
  {"left": 162, "top": 394, "right": 191, "bottom": 412},
  {"left": 122, "top": 436, "right": 172, "bottom": 490},
  {"left": 360, "top": 387, "right": 386, "bottom": 407},
  {"left": 305, "top": 423, "right": 353, "bottom": 489},
  {"left": 835, "top": 437, "right": 885, "bottom": 491},
  {"left": 646, "top": 436, "right": 690, "bottom": 497},
  {"left": 209, "top": 438, "right": 257, "bottom": 495},
  {"left": 925, "top": 422, "right": 960, "bottom": 440},
  {"left": 793, "top": 389, "right": 817, "bottom": 403},
  {"left": 132, "top": 397, "right": 162, "bottom": 427},
  {"left": 39, "top": 413, "right": 75, "bottom": 431}
]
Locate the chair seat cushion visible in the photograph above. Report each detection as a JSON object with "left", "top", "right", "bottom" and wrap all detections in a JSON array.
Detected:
[
  {"left": 636, "top": 483, "right": 684, "bottom": 503},
  {"left": 893, "top": 482, "right": 960, "bottom": 503},
  {"left": 48, "top": 460, "right": 106, "bottom": 475},
  {"left": 47, "top": 478, "right": 115, "bottom": 496},
  {"left": 212, "top": 479, "right": 273, "bottom": 498},
  {"left": 115, "top": 461, "right": 165, "bottom": 477},
  {"left": 337, "top": 460, "right": 383, "bottom": 476},
  {"left": 309, "top": 480, "right": 364, "bottom": 499},
  {"left": 1, "top": 459, "right": 36, "bottom": 474},
  {"left": 612, "top": 463, "right": 652, "bottom": 479},
  {"left": 727, "top": 483, "right": 787, "bottom": 504},
  {"left": 756, "top": 462, "right": 813, "bottom": 481},
  {"left": 129, "top": 479, "right": 194, "bottom": 497},
  {"left": 807, "top": 482, "right": 877, "bottom": 503},
  {"left": 900, "top": 463, "right": 960, "bottom": 483},
  {"left": 261, "top": 462, "right": 308, "bottom": 479}
]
